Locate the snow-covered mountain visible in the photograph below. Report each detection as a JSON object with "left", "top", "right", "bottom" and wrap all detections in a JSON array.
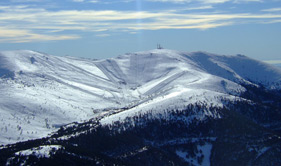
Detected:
[
  {"left": 0, "top": 49, "right": 281, "bottom": 146},
  {"left": 1, "top": 49, "right": 281, "bottom": 165}
]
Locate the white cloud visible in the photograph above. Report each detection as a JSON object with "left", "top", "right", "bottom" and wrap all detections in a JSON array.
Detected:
[
  {"left": 186, "top": 5, "right": 213, "bottom": 10},
  {"left": 200, "top": 0, "right": 230, "bottom": 4},
  {"left": 146, "top": 0, "right": 262, "bottom": 3},
  {"left": 147, "top": 0, "right": 222, "bottom": 3},
  {"left": 72, "top": 0, "right": 85, "bottom": 2},
  {"left": 262, "top": 7, "right": 281, "bottom": 12},
  {"left": 0, "top": 27, "right": 79, "bottom": 43},
  {"left": 147, "top": 0, "right": 191, "bottom": 3},
  {"left": 88, "top": 0, "right": 99, "bottom": 3},
  {"left": 96, "top": 34, "right": 110, "bottom": 37},
  {"left": 264, "top": 60, "right": 281, "bottom": 64},
  {"left": 71, "top": 0, "right": 133, "bottom": 4},
  {"left": 10, "top": 0, "right": 43, "bottom": 2},
  {"left": 233, "top": 0, "right": 263, "bottom": 3},
  {"left": 261, "top": 19, "right": 281, "bottom": 24}
]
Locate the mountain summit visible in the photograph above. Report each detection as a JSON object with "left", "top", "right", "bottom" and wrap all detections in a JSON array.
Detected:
[{"left": 1, "top": 49, "right": 281, "bottom": 165}]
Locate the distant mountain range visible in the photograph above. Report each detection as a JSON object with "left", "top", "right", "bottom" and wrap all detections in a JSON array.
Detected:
[
  {"left": 1, "top": 49, "right": 281, "bottom": 165},
  {"left": 274, "top": 63, "right": 281, "bottom": 68}
]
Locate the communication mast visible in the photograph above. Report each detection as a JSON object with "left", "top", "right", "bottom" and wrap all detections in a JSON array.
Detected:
[{"left": 157, "top": 44, "right": 163, "bottom": 49}]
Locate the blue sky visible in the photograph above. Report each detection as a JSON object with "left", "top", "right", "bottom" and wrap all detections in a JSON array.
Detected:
[{"left": 0, "top": 0, "right": 281, "bottom": 62}]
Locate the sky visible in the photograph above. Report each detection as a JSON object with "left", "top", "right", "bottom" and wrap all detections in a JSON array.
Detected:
[{"left": 0, "top": 0, "right": 281, "bottom": 62}]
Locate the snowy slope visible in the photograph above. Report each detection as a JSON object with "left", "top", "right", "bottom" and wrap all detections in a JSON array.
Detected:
[
  {"left": 0, "top": 50, "right": 123, "bottom": 145},
  {"left": 0, "top": 49, "right": 280, "bottom": 145}
]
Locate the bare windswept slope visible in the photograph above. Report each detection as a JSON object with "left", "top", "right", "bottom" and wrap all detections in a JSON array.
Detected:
[{"left": 0, "top": 49, "right": 281, "bottom": 145}]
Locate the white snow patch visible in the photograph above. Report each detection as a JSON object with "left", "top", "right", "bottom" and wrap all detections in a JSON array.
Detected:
[
  {"left": 198, "top": 144, "right": 212, "bottom": 166},
  {"left": 176, "top": 143, "right": 212, "bottom": 166},
  {"left": 176, "top": 150, "right": 190, "bottom": 162},
  {"left": 15, "top": 145, "right": 63, "bottom": 158},
  {"left": 256, "top": 147, "right": 270, "bottom": 159}
]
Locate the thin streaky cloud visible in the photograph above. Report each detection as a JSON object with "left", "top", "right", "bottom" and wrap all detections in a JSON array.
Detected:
[
  {"left": 72, "top": 0, "right": 134, "bottom": 4},
  {"left": 146, "top": 0, "right": 262, "bottom": 3},
  {"left": 96, "top": 34, "right": 110, "bottom": 37},
  {"left": 233, "top": 0, "right": 263, "bottom": 3},
  {"left": 146, "top": 0, "right": 229, "bottom": 3},
  {"left": 264, "top": 60, "right": 281, "bottom": 64},
  {"left": 184, "top": 5, "right": 214, "bottom": 10},
  {"left": 262, "top": 7, "right": 281, "bottom": 12},
  {"left": 200, "top": 0, "right": 230, "bottom": 4},
  {"left": 88, "top": 0, "right": 98, "bottom": 3},
  {"left": 262, "top": 19, "right": 281, "bottom": 24},
  {"left": 0, "top": 27, "right": 79, "bottom": 43},
  {"left": 72, "top": 0, "right": 85, "bottom": 2},
  {"left": 10, "top": 0, "right": 43, "bottom": 2},
  {"left": 165, "top": 5, "right": 213, "bottom": 13},
  {"left": 146, "top": 0, "right": 191, "bottom": 3}
]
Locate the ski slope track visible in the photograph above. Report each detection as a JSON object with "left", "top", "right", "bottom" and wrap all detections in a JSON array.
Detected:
[{"left": 0, "top": 49, "right": 281, "bottom": 145}]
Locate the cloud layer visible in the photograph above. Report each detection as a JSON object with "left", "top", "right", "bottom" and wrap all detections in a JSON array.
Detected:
[{"left": 0, "top": 0, "right": 281, "bottom": 43}]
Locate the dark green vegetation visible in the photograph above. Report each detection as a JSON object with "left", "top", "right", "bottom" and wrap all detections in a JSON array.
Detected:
[{"left": 1, "top": 85, "right": 281, "bottom": 166}]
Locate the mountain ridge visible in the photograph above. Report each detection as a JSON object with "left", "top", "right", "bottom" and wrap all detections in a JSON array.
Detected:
[{"left": 0, "top": 49, "right": 280, "bottom": 146}]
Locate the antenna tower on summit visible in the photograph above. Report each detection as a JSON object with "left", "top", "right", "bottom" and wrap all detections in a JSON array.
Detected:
[{"left": 157, "top": 44, "right": 163, "bottom": 49}]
